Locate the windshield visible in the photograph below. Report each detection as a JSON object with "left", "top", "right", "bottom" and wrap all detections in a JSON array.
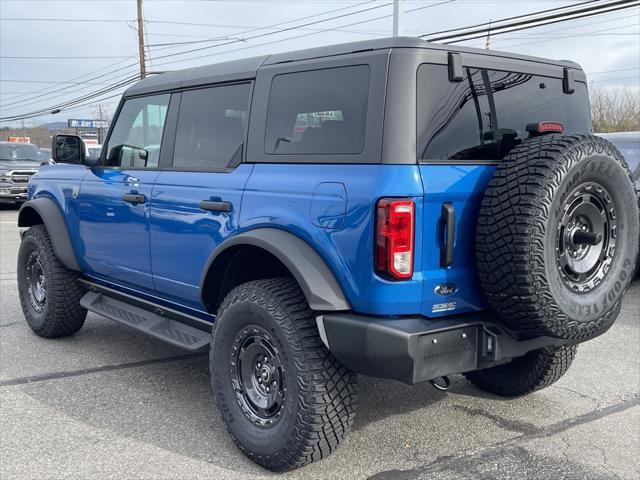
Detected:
[
  {"left": 87, "top": 147, "right": 102, "bottom": 157},
  {"left": 0, "top": 143, "right": 44, "bottom": 163}
]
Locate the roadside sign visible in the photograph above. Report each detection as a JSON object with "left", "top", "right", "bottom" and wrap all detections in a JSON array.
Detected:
[
  {"left": 7, "top": 136, "right": 31, "bottom": 143},
  {"left": 67, "top": 119, "right": 109, "bottom": 129},
  {"left": 78, "top": 130, "right": 99, "bottom": 139}
]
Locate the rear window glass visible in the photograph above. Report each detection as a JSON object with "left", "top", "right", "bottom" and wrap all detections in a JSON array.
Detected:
[
  {"left": 417, "top": 64, "right": 591, "bottom": 161},
  {"left": 265, "top": 65, "right": 370, "bottom": 155}
]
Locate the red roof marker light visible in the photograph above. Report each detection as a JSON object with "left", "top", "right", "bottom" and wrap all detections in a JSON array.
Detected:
[{"left": 526, "top": 121, "right": 564, "bottom": 136}]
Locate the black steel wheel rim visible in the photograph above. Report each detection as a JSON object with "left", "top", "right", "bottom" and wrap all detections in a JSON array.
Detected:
[
  {"left": 556, "top": 181, "right": 617, "bottom": 293},
  {"left": 25, "top": 250, "right": 47, "bottom": 312},
  {"left": 230, "top": 325, "right": 286, "bottom": 428}
]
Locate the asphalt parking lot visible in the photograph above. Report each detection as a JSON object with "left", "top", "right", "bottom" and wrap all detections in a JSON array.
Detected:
[{"left": 0, "top": 205, "right": 638, "bottom": 480}]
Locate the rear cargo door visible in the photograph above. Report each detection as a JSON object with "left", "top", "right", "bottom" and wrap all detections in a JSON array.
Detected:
[{"left": 416, "top": 62, "right": 590, "bottom": 317}]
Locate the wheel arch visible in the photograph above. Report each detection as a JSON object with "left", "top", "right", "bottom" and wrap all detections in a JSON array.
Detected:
[
  {"left": 200, "top": 228, "right": 350, "bottom": 313},
  {"left": 18, "top": 198, "right": 81, "bottom": 271}
]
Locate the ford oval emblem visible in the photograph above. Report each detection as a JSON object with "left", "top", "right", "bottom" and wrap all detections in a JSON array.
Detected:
[{"left": 435, "top": 283, "right": 458, "bottom": 296}]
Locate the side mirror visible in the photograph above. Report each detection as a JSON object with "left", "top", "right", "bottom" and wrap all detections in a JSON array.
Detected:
[{"left": 52, "top": 134, "right": 85, "bottom": 164}]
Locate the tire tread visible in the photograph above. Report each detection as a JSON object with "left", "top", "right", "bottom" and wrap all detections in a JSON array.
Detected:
[
  {"left": 17, "top": 224, "right": 86, "bottom": 337},
  {"left": 211, "top": 277, "right": 357, "bottom": 471}
]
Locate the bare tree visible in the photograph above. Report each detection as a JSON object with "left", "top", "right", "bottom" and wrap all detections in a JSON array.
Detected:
[{"left": 591, "top": 86, "right": 640, "bottom": 133}]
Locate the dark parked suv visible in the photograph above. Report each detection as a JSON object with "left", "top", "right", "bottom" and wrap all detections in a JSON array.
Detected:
[
  {"left": 0, "top": 142, "right": 46, "bottom": 205},
  {"left": 17, "top": 38, "right": 639, "bottom": 470}
]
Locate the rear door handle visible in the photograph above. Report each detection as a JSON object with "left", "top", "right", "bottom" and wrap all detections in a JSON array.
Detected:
[
  {"left": 439, "top": 202, "right": 455, "bottom": 268},
  {"left": 122, "top": 193, "right": 146, "bottom": 204},
  {"left": 199, "top": 200, "right": 233, "bottom": 213}
]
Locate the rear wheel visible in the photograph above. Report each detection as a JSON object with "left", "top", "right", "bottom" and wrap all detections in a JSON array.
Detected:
[
  {"left": 477, "top": 134, "right": 639, "bottom": 340},
  {"left": 17, "top": 224, "right": 87, "bottom": 338},
  {"left": 209, "top": 277, "right": 357, "bottom": 471},
  {"left": 464, "top": 345, "right": 577, "bottom": 397}
]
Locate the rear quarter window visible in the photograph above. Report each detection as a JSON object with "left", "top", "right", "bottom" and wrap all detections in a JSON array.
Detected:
[
  {"left": 264, "top": 65, "right": 370, "bottom": 155},
  {"left": 417, "top": 64, "right": 591, "bottom": 162}
]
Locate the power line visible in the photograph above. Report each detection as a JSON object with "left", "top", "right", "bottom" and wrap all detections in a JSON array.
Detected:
[
  {"left": 0, "top": 18, "right": 132, "bottom": 22},
  {"left": 424, "top": 0, "right": 640, "bottom": 43},
  {"left": 489, "top": 8, "right": 639, "bottom": 39},
  {"left": 0, "top": 75, "right": 139, "bottom": 121},
  {"left": 0, "top": 65, "right": 139, "bottom": 110},
  {"left": 1, "top": 95, "right": 122, "bottom": 126},
  {"left": 0, "top": 54, "right": 138, "bottom": 108},
  {"left": 0, "top": 0, "right": 380, "bottom": 111},
  {"left": 151, "top": 0, "right": 452, "bottom": 67},
  {"left": 143, "top": 0, "right": 382, "bottom": 51},
  {"left": 487, "top": 22, "right": 639, "bottom": 49},
  {"left": 148, "top": 1, "right": 396, "bottom": 62},
  {"left": 0, "top": 79, "right": 115, "bottom": 85},
  {"left": 3, "top": 0, "right": 635, "bottom": 122},
  {"left": 0, "top": 0, "right": 385, "bottom": 119},
  {"left": 419, "top": 0, "right": 599, "bottom": 37},
  {"left": 1, "top": 55, "right": 133, "bottom": 59}
]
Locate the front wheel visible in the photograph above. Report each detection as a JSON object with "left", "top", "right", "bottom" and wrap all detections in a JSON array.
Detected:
[
  {"left": 209, "top": 278, "right": 357, "bottom": 471},
  {"left": 17, "top": 224, "right": 87, "bottom": 338}
]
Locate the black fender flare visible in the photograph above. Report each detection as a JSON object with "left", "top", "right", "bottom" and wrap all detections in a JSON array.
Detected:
[
  {"left": 200, "top": 228, "right": 350, "bottom": 311},
  {"left": 18, "top": 198, "right": 81, "bottom": 271}
]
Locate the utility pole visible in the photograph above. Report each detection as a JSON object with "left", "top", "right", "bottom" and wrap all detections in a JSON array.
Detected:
[
  {"left": 96, "top": 104, "right": 106, "bottom": 144},
  {"left": 136, "top": 0, "right": 146, "bottom": 79},
  {"left": 485, "top": 20, "right": 492, "bottom": 49},
  {"left": 393, "top": 0, "right": 403, "bottom": 37}
]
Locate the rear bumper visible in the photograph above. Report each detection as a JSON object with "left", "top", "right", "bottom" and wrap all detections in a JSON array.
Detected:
[{"left": 318, "top": 312, "right": 575, "bottom": 385}]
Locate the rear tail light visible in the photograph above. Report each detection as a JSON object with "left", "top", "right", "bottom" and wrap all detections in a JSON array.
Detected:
[{"left": 375, "top": 198, "right": 415, "bottom": 279}]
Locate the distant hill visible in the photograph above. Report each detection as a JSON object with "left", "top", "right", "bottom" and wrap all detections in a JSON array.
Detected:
[{"left": 39, "top": 121, "right": 68, "bottom": 131}]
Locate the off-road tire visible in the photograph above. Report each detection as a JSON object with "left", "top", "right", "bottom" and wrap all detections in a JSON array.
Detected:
[
  {"left": 17, "top": 224, "right": 87, "bottom": 337},
  {"left": 209, "top": 277, "right": 357, "bottom": 471},
  {"left": 477, "top": 134, "right": 639, "bottom": 340},
  {"left": 464, "top": 345, "right": 577, "bottom": 397}
]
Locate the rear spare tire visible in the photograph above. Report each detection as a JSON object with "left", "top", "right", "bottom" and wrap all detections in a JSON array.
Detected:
[{"left": 477, "top": 134, "right": 639, "bottom": 340}]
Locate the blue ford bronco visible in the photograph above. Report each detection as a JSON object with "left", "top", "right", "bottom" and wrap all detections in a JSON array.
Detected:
[{"left": 17, "top": 38, "right": 640, "bottom": 471}]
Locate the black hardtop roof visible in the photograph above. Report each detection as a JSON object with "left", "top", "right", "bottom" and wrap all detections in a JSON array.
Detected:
[{"left": 124, "top": 36, "right": 583, "bottom": 97}]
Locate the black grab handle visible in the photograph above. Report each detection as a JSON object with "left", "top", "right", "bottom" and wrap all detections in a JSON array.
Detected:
[
  {"left": 439, "top": 202, "right": 455, "bottom": 268},
  {"left": 199, "top": 200, "right": 233, "bottom": 213},
  {"left": 122, "top": 193, "right": 146, "bottom": 204}
]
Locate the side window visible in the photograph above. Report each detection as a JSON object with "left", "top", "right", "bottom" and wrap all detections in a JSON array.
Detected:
[
  {"left": 105, "top": 94, "right": 170, "bottom": 168},
  {"left": 265, "top": 65, "right": 369, "bottom": 155},
  {"left": 417, "top": 64, "right": 590, "bottom": 161},
  {"left": 173, "top": 83, "right": 250, "bottom": 170}
]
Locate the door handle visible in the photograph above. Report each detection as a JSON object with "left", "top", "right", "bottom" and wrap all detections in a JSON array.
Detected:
[
  {"left": 199, "top": 200, "right": 233, "bottom": 212},
  {"left": 122, "top": 193, "right": 146, "bottom": 204},
  {"left": 439, "top": 202, "right": 455, "bottom": 268}
]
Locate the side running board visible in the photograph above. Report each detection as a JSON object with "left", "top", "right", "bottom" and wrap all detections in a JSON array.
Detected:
[{"left": 80, "top": 291, "right": 211, "bottom": 352}]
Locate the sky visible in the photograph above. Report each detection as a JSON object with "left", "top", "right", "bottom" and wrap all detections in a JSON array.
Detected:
[{"left": 0, "top": 0, "right": 638, "bottom": 127}]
